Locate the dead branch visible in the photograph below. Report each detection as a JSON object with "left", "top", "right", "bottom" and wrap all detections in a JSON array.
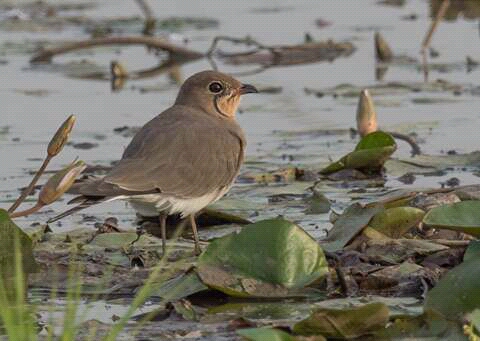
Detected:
[
  {"left": 30, "top": 36, "right": 204, "bottom": 64},
  {"left": 206, "top": 35, "right": 355, "bottom": 76}
]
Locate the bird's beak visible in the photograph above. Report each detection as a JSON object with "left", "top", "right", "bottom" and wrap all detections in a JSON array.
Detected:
[{"left": 239, "top": 83, "right": 258, "bottom": 95}]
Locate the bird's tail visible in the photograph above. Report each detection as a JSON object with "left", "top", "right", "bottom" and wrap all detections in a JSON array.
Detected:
[{"left": 47, "top": 196, "right": 108, "bottom": 224}]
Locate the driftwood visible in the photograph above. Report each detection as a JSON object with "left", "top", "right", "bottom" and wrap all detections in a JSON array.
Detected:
[{"left": 30, "top": 36, "right": 204, "bottom": 64}]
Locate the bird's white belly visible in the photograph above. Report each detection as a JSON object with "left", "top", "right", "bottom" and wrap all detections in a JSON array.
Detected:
[{"left": 124, "top": 187, "right": 229, "bottom": 217}]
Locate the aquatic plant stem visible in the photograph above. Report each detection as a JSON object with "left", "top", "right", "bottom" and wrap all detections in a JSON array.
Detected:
[
  {"left": 9, "top": 202, "right": 44, "bottom": 218},
  {"left": 421, "top": 0, "right": 450, "bottom": 81},
  {"left": 8, "top": 156, "right": 51, "bottom": 214}
]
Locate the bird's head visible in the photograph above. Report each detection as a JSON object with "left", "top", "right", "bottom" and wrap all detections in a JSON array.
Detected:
[{"left": 174, "top": 70, "right": 257, "bottom": 119}]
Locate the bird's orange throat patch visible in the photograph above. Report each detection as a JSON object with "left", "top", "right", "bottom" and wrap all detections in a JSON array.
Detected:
[{"left": 214, "top": 94, "right": 241, "bottom": 119}]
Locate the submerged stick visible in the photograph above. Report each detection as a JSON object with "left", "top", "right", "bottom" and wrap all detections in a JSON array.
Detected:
[
  {"left": 30, "top": 36, "right": 204, "bottom": 64},
  {"left": 421, "top": 0, "right": 450, "bottom": 81}
]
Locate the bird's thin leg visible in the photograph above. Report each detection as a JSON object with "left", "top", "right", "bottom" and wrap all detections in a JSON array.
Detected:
[
  {"left": 160, "top": 214, "right": 167, "bottom": 256},
  {"left": 189, "top": 214, "right": 201, "bottom": 255}
]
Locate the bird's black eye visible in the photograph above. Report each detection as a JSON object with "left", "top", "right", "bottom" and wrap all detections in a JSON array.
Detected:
[{"left": 208, "top": 81, "right": 223, "bottom": 93}]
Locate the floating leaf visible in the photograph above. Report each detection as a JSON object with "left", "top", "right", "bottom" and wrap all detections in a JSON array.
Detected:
[
  {"left": 0, "top": 209, "right": 38, "bottom": 276},
  {"left": 369, "top": 207, "right": 425, "bottom": 238},
  {"left": 321, "top": 203, "right": 383, "bottom": 252},
  {"left": 422, "top": 201, "right": 480, "bottom": 237},
  {"left": 463, "top": 240, "right": 480, "bottom": 262},
  {"left": 381, "top": 309, "right": 463, "bottom": 340},
  {"left": 292, "top": 302, "right": 390, "bottom": 338},
  {"left": 424, "top": 241, "right": 480, "bottom": 318},
  {"left": 469, "top": 309, "right": 480, "bottom": 334},
  {"left": 150, "top": 271, "right": 208, "bottom": 301},
  {"left": 238, "top": 327, "right": 326, "bottom": 341},
  {"left": 237, "top": 327, "right": 295, "bottom": 341},
  {"left": 304, "top": 190, "right": 331, "bottom": 214},
  {"left": 320, "top": 131, "right": 396, "bottom": 175},
  {"left": 354, "top": 131, "right": 395, "bottom": 151},
  {"left": 197, "top": 219, "right": 328, "bottom": 297}
]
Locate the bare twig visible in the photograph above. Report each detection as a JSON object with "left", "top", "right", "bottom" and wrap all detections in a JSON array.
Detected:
[
  {"left": 421, "top": 0, "right": 450, "bottom": 81},
  {"left": 206, "top": 35, "right": 273, "bottom": 57},
  {"left": 387, "top": 131, "right": 422, "bottom": 156},
  {"left": 30, "top": 36, "right": 204, "bottom": 64}
]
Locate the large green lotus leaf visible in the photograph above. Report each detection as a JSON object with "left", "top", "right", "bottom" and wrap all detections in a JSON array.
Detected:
[
  {"left": 292, "top": 302, "right": 390, "bottom": 338},
  {"left": 342, "top": 145, "right": 396, "bottom": 169},
  {"left": 321, "top": 203, "right": 383, "bottom": 252},
  {"left": 380, "top": 309, "right": 464, "bottom": 340},
  {"left": 463, "top": 240, "right": 480, "bottom": 262},
  {"left": 424, "top": 242, "right": 480, "bottom": 318},
  {"left": 0, "top": 209, "right": 38, "bottom": 275},
  {"left": 238, "top": 327, "right": 326, "bottom": 341},
  {"left": 422, "top": 201, "right": 480, "bottom": 237},
  {"left": 470, "top": 309, "right": 480, "bottom": 333},
  {"left": 320, "top": 131, "right": 396, "bottom": 175},
  {"left": 197, "top": 219, "right": 328, "bottom": 297},
  {"left": 369, "top": 207, "right": 425, "bottom": 238},
  {"left": 150, "top": 271, "right": 208, "bottom": 301},
  {"left": 354, "top": 131, "right": 396, "bottom": 151}
]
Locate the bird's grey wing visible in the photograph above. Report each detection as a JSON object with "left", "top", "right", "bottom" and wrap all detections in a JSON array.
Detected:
[
  {"left": 75, "top": 178, "right": 158, "bottom": 197},
  {"left": 103, "top": 106, "right": 245, "bottom": 198}
]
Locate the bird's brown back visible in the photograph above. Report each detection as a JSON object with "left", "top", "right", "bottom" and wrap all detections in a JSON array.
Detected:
[{"left": 79, "top": 105, "right": 245, "bottom": 199}]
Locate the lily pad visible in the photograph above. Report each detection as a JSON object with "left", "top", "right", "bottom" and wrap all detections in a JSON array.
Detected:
[
  {"left": 292, "top": 302, "right": 390, "bottom": 338},
  {"left": 422, "top": 201, "right": 480, "bottom": 237},
  {"left": 321, "top": 203, "right": 383, "bottom": 252},
  {"left": 368, "top": 207, "right": 425, "bottom": 238},
  {"left": 0, "top": 209, "right": 38, "bottom": 276},
  {"left": 150, "top": 270, "right": 208, "bottom": 301},
  {"left": 424, "top": 241, "right": 480, "bottom": 318},
  {"left": 197, "top": 219, "right": 328, "bottom": 297},
  {"left": 238, "top": 327, "right": 326, "bottom": 341},
  {"left": 469, "top": 309, "right": 480, "bottom": 333},
  {"left": 320, "top": 131, "right": 397, "bottom": 175}
]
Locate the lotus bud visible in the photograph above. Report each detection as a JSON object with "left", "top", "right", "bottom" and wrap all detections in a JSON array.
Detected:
[
  {"left": 110, "top": 61, "right": 128, "bottom": 79},
  {"left": 356, "top": 89, "right": 378, "bottom": 138},
  {"left": 374, "top": 32, "right": 393, "bottom": 62},
  {"left": 38, "top": 160, "right": 86, "bottom": 206},
  {"left": 47, "top": 115, "right": 76, "bottom": 157}
]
